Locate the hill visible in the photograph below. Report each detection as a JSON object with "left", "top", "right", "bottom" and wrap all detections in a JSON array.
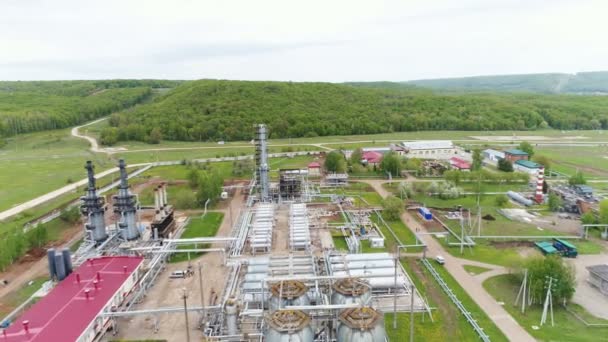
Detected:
[
  {"left": 405, "top": 71, "right": 608, "bottom": 94},
  {"left": 103, "top": 79, "right": 608, "bottom": 143},
  {"left": 0, "top": 80, "right": 181, "bottom": 137}
]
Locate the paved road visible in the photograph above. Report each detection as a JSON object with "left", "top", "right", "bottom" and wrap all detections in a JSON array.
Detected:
[
  {"left": 361, "top": 179, "right": 536, "bottom": 342},
  {"left": 566, "top": 254, "right": 608, "bottom": 320}
]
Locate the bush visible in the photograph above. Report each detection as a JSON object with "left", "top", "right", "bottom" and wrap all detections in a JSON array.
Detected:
[
  {"left": 382, "top": 196, "right": 404, "bottom": 221},
  {"left": 497, "top": 159, "right": 513, "bottom": 172},
  {"left": 60, "top": 206, "right": 81, "bottom": 224},
  {"left": 174, "top": 190, "right": 198, "bottom": 209},
  {"left": 494, "top": 194, "right": 509, "bottom": 207},
  {"left": 548, "top": 193, "right": 562, "bottom": 212}
]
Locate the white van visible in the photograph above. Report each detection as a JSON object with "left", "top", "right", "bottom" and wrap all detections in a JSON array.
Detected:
[
  {"left": 170, "top": 270, "right": 187, "bottom": 279},
  {"left": 435, "top": 255, "right": 445, "bottom": 265}
]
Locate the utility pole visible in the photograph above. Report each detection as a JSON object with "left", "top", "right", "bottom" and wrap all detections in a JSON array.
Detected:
[
  {"left": 393, "top": 247, "right": 399, "bottom": 329},
  {"left": 409, "top": 283, "right": 415, "bottom": 342},
  {"left": 515, "top": 269, "right": 528, "bottom": 313},
  {"left": 540, "top": 276, "right": 556, "bottom": 327},
  {"left": 182, "top": 288, "right": 191, "bottom": 342},
  {"left": 459, "top": 207, "right": 465, "bottom": 254},
  {"left": 199, "top": 262, "right": 206, "bottom": 328}
]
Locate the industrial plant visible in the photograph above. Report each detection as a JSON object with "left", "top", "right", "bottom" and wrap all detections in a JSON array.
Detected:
[{"left": 0, "top": 126, "right": 430, "bottom": 342}]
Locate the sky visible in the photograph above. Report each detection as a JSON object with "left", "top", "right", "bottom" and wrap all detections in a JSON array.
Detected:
[{"left": 1, "top": 0, "right": 607, "bottom": 82}]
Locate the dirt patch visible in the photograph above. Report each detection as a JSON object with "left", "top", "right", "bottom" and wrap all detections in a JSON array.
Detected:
[
  {"left": 19, "top": 248, "right": 47, "bottom": 263},
  {"left": 489, "top": 241, "right": 535, "bottom": 249},
  {"left": 482, "top": 214, "right": 495, "bottom": 221}
]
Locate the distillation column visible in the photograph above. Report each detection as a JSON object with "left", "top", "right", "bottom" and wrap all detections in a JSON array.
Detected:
[
  {"left": 255, "top": 124, "right": 270, "bottom": 202},
  {"left": 80, "top": 161, "right": 108, "bottom": 243},
  {"left": 113, "top": 159, "right": 140, "bottom": 240}
]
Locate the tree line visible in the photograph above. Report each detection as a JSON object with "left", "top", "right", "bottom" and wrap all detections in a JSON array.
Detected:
[{"left": 100, "top": 79, "right": 608, "bottom": 144}]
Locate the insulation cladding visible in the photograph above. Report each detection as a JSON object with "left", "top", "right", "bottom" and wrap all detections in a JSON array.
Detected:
[
  {"left": 331, "top": 278, "right": 371, "bottom": 305},
  {"left": 113, "top": 159, "right": 140, "bottom": 240},
  {"left": 336, "top": 307, "right": 387, "bottom": 342},
  {"left": 268, "top": 280, "right": 310, "bottom": 311},
  {"left": 264, "top": 310, "right": 314, "bottom": 342},
  {"left": 80, "top": 160, "right": 108, "bottom": 243}
]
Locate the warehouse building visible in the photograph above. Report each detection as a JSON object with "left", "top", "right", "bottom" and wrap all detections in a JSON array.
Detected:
[
  {"left": 399, "top": 140, "right": 457, "bottom": 159},
  {"left": 504, "top": 149, "right": 529, "bottom": 162},
  {"left": 307, "top": 161, "right": 321, "bottom": 177},
  {"left": 3, "top": 256, "right": 144, "bottom": 342},
  {"left": 513, "top": 159, "right": 542, "bottom": 175},
  {"left": 482, "top": 149, "right": 505, "bottom": 164},
  {"left": 450, "top": 157, "right": 471, "bottom": 171}
]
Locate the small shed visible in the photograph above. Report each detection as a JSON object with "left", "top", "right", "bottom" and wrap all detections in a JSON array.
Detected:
[
  {"left": 450, "top": 157, "right": 471, "bottom": 171},
  {"left": 587, "top": 264, "right": 608, "bottom": 296},
  {"left": 418, "top": 207, "right": 433, "bottom": 221},
  {"left": 307, "top": 161, "right": 321, "bottom": 176},
  {"left": 369, "top": 237, "right": 385, "bottom": 248}
]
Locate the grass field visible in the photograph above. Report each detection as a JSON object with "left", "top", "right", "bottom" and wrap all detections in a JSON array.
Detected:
[
  {"left": 386, "top": 258, "right": 508, "bottom": 341},
  {"left": 463, "top": 264, "right": 492, "bottom": 275},
  {"left": 168, "top": 213, "right": 224, "bottom": 263},
  {"left": 483, "top": 274, "right": 608, "bottom": 341},
  {"left": 0, "top": 276, "right": 47, "bottom": 317}
]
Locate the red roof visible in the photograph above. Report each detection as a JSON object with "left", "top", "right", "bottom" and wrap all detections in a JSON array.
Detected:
[
  {"left": 450, "top": 157, "right": 471, "bottom": 169},
  {"left": 3, "top": 256, "right": 144, "bottom": 342},
  {"left": 308, "top": 161, "right": 321, "bottom": 168},
  {"left": 362, "top": 151, "right": 383, "bottom": 164}
]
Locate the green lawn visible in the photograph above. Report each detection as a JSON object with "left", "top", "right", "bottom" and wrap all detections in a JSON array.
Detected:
[
  {"left": 0, "top": 276, "right": 47, "bottom": 317},
  {"left": 386, "top": 258, "right": 508, "bottom": 342},
  {"left": 463, "top": 264, "right": 492, "bottom": 275},
  {"left": 483, "top": 274, "right": 608, "bottom": 341},
  {"left": 168, "top": 213, "right": 224, "bottom": 263},
  {"left": 371, "top": 213, "right": 422, "bottom": 252},
  {"left": 439, "top": 238, "right": 528, "bottom": 267}
]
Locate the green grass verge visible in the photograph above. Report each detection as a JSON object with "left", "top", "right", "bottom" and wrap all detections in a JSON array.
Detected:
[
  {"left": 386, "top": 258, "right": 508, "bottom": 341},
  {"left": 168, "top": 213, "right": 224, "bottom": 263},
  {"left": 463, "top": 264, "right": 492, "bottom": 275},
  {"left": 483, "top": 274, "right": 608, "bottom": 341},
  {"left": 0, "top": 276, "right": 47, "bottom": 317}
]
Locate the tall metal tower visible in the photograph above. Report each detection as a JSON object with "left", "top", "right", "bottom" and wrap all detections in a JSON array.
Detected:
[
  {"left": 254, "top": 124, "right": 270, "bottom": 202},
  {"left": 112, "top": 159, "right": 140, "bottom": 240},
  {"left": 80, "top": 161, "right": 108, "bottom": 243}
]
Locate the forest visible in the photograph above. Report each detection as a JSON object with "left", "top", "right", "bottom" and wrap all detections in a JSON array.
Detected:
[
  {"left": 0, "top": 80, "right": 181, "bottom": 137},
  {"left": 102, "top": 79, "right": 608, "bottom": 143}
]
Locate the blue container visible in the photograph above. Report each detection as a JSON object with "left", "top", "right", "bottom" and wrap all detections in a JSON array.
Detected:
[{"left": 418, "top": 207, "right": 433, "bottom": 221}]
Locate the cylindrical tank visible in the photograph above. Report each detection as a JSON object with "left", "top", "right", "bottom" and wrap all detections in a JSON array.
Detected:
[
  {"left": 264, "top": 310, "right": 313, "bottom": 342},
  {"left": 507, "top": 191, "right": 533, "bottom": 206},
  {"left": 225, "top": 298, "right": 238, "bottom": 335},
  {"left": 337, "top": 307, "right": 386, "bottom": 342},
  {"left": 47, "top": 249, "right": 56, "bottom": 280},
  {"left": 331, "top": 278, "right": 371, "bottom": 305},
  {"left": 268, "top": 280, "right": 310, "bottom": 311},
  {"left": 54, "top": 253, "right": 66, "bottom": 281},
  {"left": 91, "top": 213, "right": 108, "bottom": 242},
  {"left": 61, "top": 248, "right": 73, "bottom": 275}
]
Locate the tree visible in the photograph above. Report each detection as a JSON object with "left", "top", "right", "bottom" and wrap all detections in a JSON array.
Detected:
[
  {"left": 599, "top": 199, "right": 608, "bottom": 225},
  {"left": 568, "top": 170, "right": 586, "bottom": 185},
  {"left": 380, "top": 152, "right": 402, "bottom": 177},
  {"left": 472, "top": 148, "right": 482, "bottom": 171},
  {"left": 100, "top": 127, "right": 119, "bottom": 146},
  {"left": 148, "top": 127, "right": 162, "bottom": 144},
  {"left": 350, "top": 148, "right": 363, "bottom": 165},
  {"left": 444, "top": 170, "right": 462, "bottom": 185},
  {"left": 524, "top": 256, "right": 575, "bottom": 304},
  {"left": 196, "top": 171, "right": 223, "bottom": 205},
  {"left": 188, "top": 169, "right": 200, "bottom": 188},
  {"left": 324, "top": 151, "right": 346, "bottom": 173},
  {"left": 495, "top": 194, "right": 509, "bottom": 207},
  {"left": 518, "top": 141, "right": 534, "bottom": 158},
  {"left": 59, "top": 206, "right": 81, "bottom": 224},
  {"left": 382, "top": 196, "right": 404, "bottom": 221},
  {"left": 547, "top": 193, "right": 562, "bottom": 212},
  {"left": 581, "top": 212, "right": 596, "bottom": 225},
  {"left": 532, "top": 155, "right": 551, "bottom": 173},
  {"left": 497, "top": 158, "right": 513, "bottom": 172},
  {"left": 174, "top": 189, "right": 198, "bottom": 209}
]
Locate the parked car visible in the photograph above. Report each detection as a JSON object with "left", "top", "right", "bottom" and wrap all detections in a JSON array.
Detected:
[
  {"left": 435, "top": 255, "right": 445, "bottom": 265},
  {"left": 170, "top": 270, "right": 187, "bottom": 279}
]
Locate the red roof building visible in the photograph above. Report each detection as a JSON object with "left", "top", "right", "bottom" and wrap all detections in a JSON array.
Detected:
[
  {"left": 362, "top": 151, "right": 383, "bottom": 165},
  {"left": 3, "top": 256, "right": 144, "bottom": 342},
  {"left": 450, "top": 157, "right": 471, "bottom": 170},
  {"left": 307, "top": 161, "right": 321, "bottom": 169}
]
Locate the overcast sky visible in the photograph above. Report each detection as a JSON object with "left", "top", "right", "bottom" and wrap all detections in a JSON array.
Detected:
[{"left": 1, "top": 0, "right": 607, "bottom": 82}]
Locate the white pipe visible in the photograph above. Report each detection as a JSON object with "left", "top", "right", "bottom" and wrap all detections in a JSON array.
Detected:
[{"left": 162, "top": 184, "right": 168, "bottom": 207}]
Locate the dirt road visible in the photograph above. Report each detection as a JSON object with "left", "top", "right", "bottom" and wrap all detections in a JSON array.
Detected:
[{"left": 361, "top": 178, "right": 536, "bottom": 342}]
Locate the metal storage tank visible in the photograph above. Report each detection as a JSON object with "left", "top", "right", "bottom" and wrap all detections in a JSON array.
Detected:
[
  {"left": 47, "top": 249, "right": 56, "bottom": 280},
  {"left": 336, "top": 307, "right": 386, "bottom": 342},
  {"left": 264, "top": 310, "right": 313, "bottom": 342},
  {"left": 225, "top": 298, "right": 239, "bottom": 335},
  {"left": 268, "top": 280, "right": 310, "bottom": 311},
  {"left": 54, "top": 253, "right": 66, "bottom": 281},
  {"left": 61, "top": 248, "right": 73, "bottom": 275},
  {"left": 331, "top": 278, "right": 371, "bottom": 305}
]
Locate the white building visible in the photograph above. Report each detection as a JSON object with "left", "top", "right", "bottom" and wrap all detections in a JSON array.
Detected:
[
  {"left": 513, "top": 159, "right": 542, "bottom": 175},
  {"left": 399, "top": 140, "right": 458, "bottom": 160},
  {"left": 482, "top": 149, "right": 505, "bottom": 165}
]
